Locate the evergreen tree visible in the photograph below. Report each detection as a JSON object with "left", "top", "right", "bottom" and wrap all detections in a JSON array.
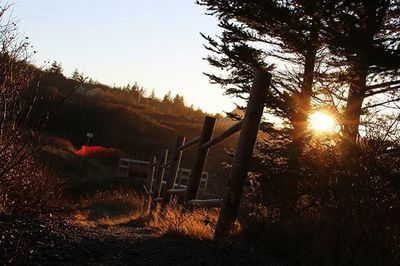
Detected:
[
  {"left": 150, "top": 89, "right": 156, "bottom": 99},
  {"left": 173, "top": 94, "right": 185, "bottom": 107},
  {"left": 132, "top": 82, "right": 140, "bottom": 93},
  {"left": 124, "top": 83, "right": 131, "bottom": 91},
  {"left": 48, "top": 61, "right": 63, "bottom": 74},
  {"left": 162, "top": 91, "right": 173, "bottom": 104},
  {"left": 138, "top": 87, "right": 145, "bottom": 97},
  {"left": 323, "top": 0, "right": 400, "bottom": 148},
  {"left": 197, "top": 0, "right": 330, "bottom": 214},
  {"left": 71, "top": 68, "right": 84, "bottom": 82}
]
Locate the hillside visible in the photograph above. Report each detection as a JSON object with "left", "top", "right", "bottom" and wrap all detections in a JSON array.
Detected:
[{"left": 34, "top": 70, "right": 239, "bottom": 197}]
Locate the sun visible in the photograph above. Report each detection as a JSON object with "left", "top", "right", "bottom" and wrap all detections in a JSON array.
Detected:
[{"left": 308, "top": 111, "right": 337, "bottom": 133}]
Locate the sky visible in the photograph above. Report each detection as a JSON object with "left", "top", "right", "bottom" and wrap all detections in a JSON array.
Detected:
[{"left": 11, "top": 0, "right": 237, "bottom": 114}]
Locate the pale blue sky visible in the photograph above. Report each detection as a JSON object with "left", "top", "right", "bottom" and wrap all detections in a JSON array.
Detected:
[{"left": 12, "top": 0, "right": 236, "bottom": 114}]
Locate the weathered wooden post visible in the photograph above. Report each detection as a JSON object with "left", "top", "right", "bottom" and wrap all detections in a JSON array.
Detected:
[
  {"left": 153, "top": 149, "right": 169, "bottom": 199},
  {"left": 185, "top": 116, "right": 216, "bottom": 202},
  {"left": 144, "top": 156, "right": 157, "bottom": 215},
  {"left": 214, "top": 70, "right": 271, "bottom": 239},
  {"left": 163, "top": 136, "right": 186, "bottom": 205},
  {"left": 146, "top": 156, "right": 157, "bottom": 193}
]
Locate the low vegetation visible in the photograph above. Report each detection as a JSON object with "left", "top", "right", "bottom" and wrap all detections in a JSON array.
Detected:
[
  {"left": 73, "top": 189, "right": 144, "bottom": 226},
  {"left": 148, "top": 203, "right": 219, "bottom": 240}
]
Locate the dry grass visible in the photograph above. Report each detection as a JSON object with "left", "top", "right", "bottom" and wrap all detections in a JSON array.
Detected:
[
  {"left": 73, "top": 189, "right": 145, "bottom": 226},
  {"left": 41, "top": 135, "right": 76, "bottom": 155},
  {"left": 148, "top": 202, "right": 241, "bottom": 240},
  {"left": 0, "top": 159, "right": 64, "bottom": 215},
  {"left": 71, "top": 189, "right": 242, "bottom": 241}
]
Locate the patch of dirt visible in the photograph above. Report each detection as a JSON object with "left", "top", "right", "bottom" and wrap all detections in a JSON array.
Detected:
[{"left": 0, "top": 214, "right": 279, "bottom": 265}]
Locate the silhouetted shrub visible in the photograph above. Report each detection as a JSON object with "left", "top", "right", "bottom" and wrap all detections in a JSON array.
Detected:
[
  {"left": 0, "top": 5, "right": 62, "bottom": 215},
  {"left": 243, "top": 138, "right": 400, "bottom": 265}
]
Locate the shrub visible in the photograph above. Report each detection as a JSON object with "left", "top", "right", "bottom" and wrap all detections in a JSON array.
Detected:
[
  {"left": 0, "top": 4, "right": 62, "bottom": 215},
  {"left": 243, "top": 138, "right": 400, "bottom": 265},
  {"left": 148, "top": 203, "right": 239, "bottom": 240},
  {"left": 0, "top": 158, "right": 63, "bottom": 214}
]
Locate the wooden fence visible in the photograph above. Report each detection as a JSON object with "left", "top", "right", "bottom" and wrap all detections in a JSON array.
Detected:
[{"left": 145, "top": 69, "right": 271, "bottom": 239}]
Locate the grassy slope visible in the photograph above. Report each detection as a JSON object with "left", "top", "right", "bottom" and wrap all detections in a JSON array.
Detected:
[{"left": 35, "top": 71, "right": 238, "bottom": 200}]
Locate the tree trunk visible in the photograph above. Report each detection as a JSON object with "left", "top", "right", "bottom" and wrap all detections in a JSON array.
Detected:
[
  {"left": 342, "top": 70, "right": 367, "bottom": 154},
  {"left": 284, "top": 28, "right": 318, "bottom": 217}
]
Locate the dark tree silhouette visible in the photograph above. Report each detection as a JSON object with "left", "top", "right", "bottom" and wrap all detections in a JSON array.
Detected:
[
  {"left": 48, "top": 60, "right": 63, "bottom": 75},
  {"left": 197, "top": 0, "right": 330, "bottom": 214},
  {"left": 323, "top": 0, "right": 400, "bottom": 150},
  {"left": 71, "top": 68, "right": 85, "bottom": 82}
]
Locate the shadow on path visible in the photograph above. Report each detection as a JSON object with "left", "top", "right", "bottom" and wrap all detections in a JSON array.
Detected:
[{"left": 1, "top": 215, "right": 279, "bottom": 266}]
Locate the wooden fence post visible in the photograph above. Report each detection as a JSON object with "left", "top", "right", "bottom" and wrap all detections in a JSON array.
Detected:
[
  {"left": 143, "top": 156, "right": 157, "bottom": 215},
  {"left": 146, "top": 156, "right": 157, "bottom": 193},
  {"left": 214, "top": 70, "right": 271, "bottom": 239},
  {"left": 163, "top": 136, "right": 186, "bottom": 205},
  {"left": 185, "top": 116, "right": 216, "bottom": 202},
  {"left": 153, "top": 149, "right": 169, "bottom": 199}
]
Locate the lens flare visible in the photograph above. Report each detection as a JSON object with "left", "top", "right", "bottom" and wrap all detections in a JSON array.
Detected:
[{"left": 309, "top": 111, "right": 337, "bottom": 133}]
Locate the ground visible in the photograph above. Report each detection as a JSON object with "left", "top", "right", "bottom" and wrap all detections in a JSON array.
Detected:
[{"left": 0, "top": 214, "right": 280, "bottom": 266}]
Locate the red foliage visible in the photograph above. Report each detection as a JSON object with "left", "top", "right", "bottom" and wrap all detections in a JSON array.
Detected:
[{"left": 74, "top": 145, "right": 118, "bottom": 157}]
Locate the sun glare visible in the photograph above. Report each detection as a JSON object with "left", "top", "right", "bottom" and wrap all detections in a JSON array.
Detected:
[{"left": 309, "top": 111, "right": 337, "bottom": 133}]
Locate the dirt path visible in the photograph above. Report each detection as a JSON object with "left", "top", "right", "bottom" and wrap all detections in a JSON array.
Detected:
[{"left": 1, "top": 214, "right": 279, "bottom": 266}]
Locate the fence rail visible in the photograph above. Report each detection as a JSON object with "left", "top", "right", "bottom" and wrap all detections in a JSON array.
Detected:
[
  {"left": 176, "top": 136, "right": 200, "bottom": 151},
  {"left": 159, "top": 159, "right": 172, "bottom": 169},
  {"left": 167, "top": 188, "right": 186, "bottom": 194},
  {"left": 202, "top": 120, "right": 243, "bottom": 150}
]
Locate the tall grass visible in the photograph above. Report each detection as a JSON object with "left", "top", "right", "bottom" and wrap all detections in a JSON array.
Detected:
[{"left": 148, "top": 203, "right": 241, "bottom": 240}]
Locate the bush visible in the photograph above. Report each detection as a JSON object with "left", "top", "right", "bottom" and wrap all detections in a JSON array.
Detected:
[
  {"left": 0, "top": 4, "right": 62, "bottom": 215},
  {"left": 148, "top": 203, "right": 240, "bottom": 240},
  {"left": 243, "top": 138, "right": 400, "bottom": 265},
  {"left": 0, "top": 157, "right": 63, "bottom": 214}
]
